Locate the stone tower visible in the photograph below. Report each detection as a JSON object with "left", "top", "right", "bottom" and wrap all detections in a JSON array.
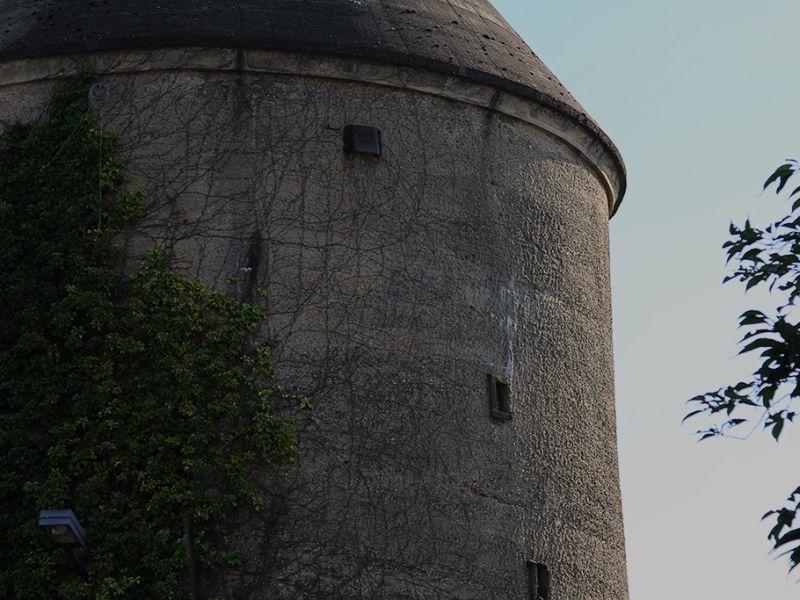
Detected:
[{"left": 0, "top": 1, "right": 628, "bottom": 598}]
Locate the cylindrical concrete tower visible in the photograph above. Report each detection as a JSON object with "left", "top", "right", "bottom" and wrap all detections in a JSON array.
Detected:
[{"left": 0, "top": 1, "right": 628, "bottom": 598}]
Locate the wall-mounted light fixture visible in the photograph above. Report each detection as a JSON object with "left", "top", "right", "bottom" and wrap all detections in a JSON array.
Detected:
[
  {"left": 39, "top": 509, "right": 87, "bottom": 576},
  {"left": 39, "top": 509, "right": 86, "bottom": 548},
  {"left": 88, "top": 83, "right": 110, "bottom": 106}
]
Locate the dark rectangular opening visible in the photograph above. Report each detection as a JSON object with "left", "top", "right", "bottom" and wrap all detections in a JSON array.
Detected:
[
  {"left": 488, "top": 374, "right": 511, "bottom": 420},
  {"left": 527, "top": 562, "right": 550, "bottom": 600},
  {"left": 343, "top": 124, "right": 382, "bottom": 156}
]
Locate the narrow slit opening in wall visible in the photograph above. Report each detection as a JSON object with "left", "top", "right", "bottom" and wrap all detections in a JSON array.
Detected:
[
  {"left": 488, "top": 374, "right": 511, "bottom": 420},
  {"left": 527, "top": 562, "right": 550, "bottom": 600}
]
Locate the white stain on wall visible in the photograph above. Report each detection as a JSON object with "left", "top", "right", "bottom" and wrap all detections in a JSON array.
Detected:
[{"left": 500, "top": 280, "right": 519, "bottom": 381}]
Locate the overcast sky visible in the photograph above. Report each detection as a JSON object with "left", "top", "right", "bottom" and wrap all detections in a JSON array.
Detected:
[{"left": 493, "top": 1, "right": 800, "bottom": 598}]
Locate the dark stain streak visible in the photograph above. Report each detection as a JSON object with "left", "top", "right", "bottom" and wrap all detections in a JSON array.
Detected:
[{"left": 242, "top": 232, "right": 263, "bottom": 303}]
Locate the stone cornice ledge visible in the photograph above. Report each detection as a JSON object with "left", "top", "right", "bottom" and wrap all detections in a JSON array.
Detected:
[{"left": 0, "top": 47, "right": 624, "bottom": 216}]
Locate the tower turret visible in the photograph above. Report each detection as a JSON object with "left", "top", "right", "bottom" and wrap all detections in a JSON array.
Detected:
[{"left": 0, "top": 1, "right": 628, "bottom": 597}]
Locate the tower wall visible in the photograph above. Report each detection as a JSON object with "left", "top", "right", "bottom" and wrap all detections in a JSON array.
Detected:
[{"left": 0, "top": 49, "right": 628, "bottom": 599}]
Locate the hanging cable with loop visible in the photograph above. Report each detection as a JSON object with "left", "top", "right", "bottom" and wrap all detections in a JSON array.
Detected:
[{"left": 88, "top": 82, "right": 110, "bottom": 234}]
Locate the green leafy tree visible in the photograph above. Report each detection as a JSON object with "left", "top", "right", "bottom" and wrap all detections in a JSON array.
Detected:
[
  {"left": 686, "top": 158, "right": 800, "bottom": 570},
  {"left": 0, "top": 65, "right": 299, "bottom": 598}
]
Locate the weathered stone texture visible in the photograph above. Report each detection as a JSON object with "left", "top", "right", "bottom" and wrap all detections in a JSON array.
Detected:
[{"left": 0, "top": 48, "right": 627, "bottom": 599}]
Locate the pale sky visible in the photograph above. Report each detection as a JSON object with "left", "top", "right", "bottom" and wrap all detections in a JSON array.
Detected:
[{"left": 493, "top": 1, "right": 800, "bottom": 598}]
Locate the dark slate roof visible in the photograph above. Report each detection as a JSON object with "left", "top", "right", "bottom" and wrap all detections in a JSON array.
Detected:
[{"left": 0, "top": 0, "right": 625, "bottom": 204}]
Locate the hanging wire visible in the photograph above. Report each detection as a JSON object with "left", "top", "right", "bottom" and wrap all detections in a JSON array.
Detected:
[
  {"left": 88, "top": 83, "right": 110, "bottom": 233},
  {"left": 38, "top": 106, "right": 91, "bottom": 172},
  {"left": 39, "top": 85, "right": 104, "bottom": 172},
  {"left": 97, "top": 105, "right": 103, "bottom": 232}
]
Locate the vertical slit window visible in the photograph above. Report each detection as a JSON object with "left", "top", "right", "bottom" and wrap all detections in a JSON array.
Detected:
[
  {"left": 488, "top": 374, "right": 511, "bottom": 420},
  {"left": 527, "top": 562, "right": 550, "bottom": 600}
]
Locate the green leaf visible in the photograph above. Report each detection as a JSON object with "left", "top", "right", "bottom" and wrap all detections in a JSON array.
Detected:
[
  {"left": 745, "top": 274, "right": 766, "bottom": 291},
  {"left": 771, "top": 416, "right": 785, "bottom": 441},
  {"left": 765, "top": 163, "right": 797, "bottom": 194},
  {"left": 682, "top": 409, "right": 704, "bottom": 423},
  {"left": 738, "top": 310, "right": 768, "bottom": 326},
  {"left": 775, "top": 528, "right": 800, "bottom": 549},
  {"left": 761, "top": 385, "right": 777, "bottom": 407},
  {"left": 739, "top": 337, "right": 780, "bottom": 354},
  {"left": 741, "top": 248, "right": 763, "bottom": 262}
]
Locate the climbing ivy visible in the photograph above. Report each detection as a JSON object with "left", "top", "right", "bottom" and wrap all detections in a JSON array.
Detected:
[{"left": 0, "top": 65, "right": 299, "bottom": 598}]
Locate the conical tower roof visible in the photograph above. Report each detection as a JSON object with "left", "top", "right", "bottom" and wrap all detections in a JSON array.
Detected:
[{"left": 0, "top": 0, "right": 624, "bottom": 203}]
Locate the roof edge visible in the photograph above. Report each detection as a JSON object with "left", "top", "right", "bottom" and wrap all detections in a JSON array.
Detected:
[{"left": 0, "top": 37, "right": 627, "bottom": 213}]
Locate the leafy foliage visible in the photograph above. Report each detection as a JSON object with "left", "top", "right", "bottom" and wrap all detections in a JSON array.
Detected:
[
  {"left": 686, "top": 159, "right": 800, "bottom": 570},
  {"left": 0, "top": 65, "right": 299, "bottom": 598}
]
